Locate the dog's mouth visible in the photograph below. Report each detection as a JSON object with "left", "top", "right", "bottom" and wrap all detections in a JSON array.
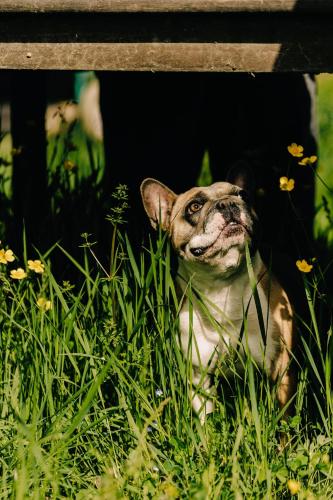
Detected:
[{"left": 188, "top": 221, "right": 249, "bottom": 258}]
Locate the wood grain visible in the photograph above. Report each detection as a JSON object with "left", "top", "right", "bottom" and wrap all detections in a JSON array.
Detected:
[
  {"left": 0, "top": 42, "right": 332, "bottom": 72},
  {"left": 0, "top": 0, "right": 333, "bottom": 13},
  {"left": 0, "top": 3, "right": 332, "bottom": 72}
]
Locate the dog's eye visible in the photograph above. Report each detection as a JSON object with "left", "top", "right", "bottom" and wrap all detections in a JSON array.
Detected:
[
  {"left": 188, "top": 201, "right": 203, "bottom": 214},
  {"left": 238, "top": 190, "right": 250, "bottom": 204}
]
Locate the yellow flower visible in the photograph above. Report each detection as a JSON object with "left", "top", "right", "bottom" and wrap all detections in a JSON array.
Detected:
[
  {"left": 298, "top": 155, "right": 317, "bottom": 166},
  {"left": 296, "top": 259, "right": 313, "bottom": 273},
  {"left": 287, "top": 143, "right": 304, "bottom": 157},
  {"left": 10, "top": 268, "right": 27, "bottom": 280},
  {"left": 37, "top": 297, "right": 52, "bottom": 311},
  {"left": 287, "top": 479, "right": 301, "bottom": 495},
  {"left": 28, "top": 259, "right": 45, "bottom": 274},
  {"left": 0, "top": 248, "right": 15, "bottom": 264},
  {"left": 279, "top": 176, "right": 295, "bottom": 191}
]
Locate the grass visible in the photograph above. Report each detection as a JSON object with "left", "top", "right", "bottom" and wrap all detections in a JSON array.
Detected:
[
  {"left": 0, "top": 224, "right": 333, "bottom": 498},
  {"left": 316, "top": 74, "right": 333, "bottom": 245},
  {"left": 0, "top": 74, "right": 333, "bottom": 498}
]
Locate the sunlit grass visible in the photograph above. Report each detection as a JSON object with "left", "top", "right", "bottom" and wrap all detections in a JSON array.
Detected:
[
  {"left": 0, "top": 225, "right": 332, "bottom": 498},
  {"left": 316, "top": 74, "right": 333, "bottom": 245}
]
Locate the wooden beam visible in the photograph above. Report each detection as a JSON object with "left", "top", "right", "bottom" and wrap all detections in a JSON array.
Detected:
[
  {"left": 1, "top": 0, "right": 333, "bottom": 13},
  {"left": 0, "top": 42, "right": 332, "bottom": 72},
  {"left": 0, "top": 8, "right": 332, "bottom": 72}
]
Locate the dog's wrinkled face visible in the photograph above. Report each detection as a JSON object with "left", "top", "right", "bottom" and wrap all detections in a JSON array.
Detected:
[{"left": 141, "top": 178, "right": 259, "bottom": 277}]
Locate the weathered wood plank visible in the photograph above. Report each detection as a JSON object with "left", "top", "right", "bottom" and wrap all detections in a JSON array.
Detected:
[
  {"left": 0, "top": 42, "right": 332, "bottom": 72},
  {"left": 1, "top": 0, "right": 333, "bottom": 13},
  {"left": 0, "top": 5, "right": 332, "bottom": 72}
]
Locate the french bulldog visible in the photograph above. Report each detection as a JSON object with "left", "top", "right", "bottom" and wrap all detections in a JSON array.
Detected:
[{"left": 140, "top": 177, "right": 296, "bottom": 421}]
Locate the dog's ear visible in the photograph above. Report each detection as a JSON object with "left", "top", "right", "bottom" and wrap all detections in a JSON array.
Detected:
[
  {"left": 140, "top": 178, "right": 177, "bottom": 231},
  {"left": 226, "top": 160, "right": 255, "bottom": 195}
]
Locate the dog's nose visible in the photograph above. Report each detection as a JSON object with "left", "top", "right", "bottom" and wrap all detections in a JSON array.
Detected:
[
  {"left": 190, "top": 246, "right": 206, "bottom": 257},
  {"left": 216, "top": 200, "right": 240, "bottom": 221}
]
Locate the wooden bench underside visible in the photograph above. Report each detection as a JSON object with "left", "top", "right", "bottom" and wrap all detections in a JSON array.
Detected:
[{"left": 0, "top": 2, "right": 332, "bottom": 71}]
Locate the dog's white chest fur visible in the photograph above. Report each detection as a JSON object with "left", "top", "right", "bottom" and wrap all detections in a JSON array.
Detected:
[{"left": 177, "top": 252, "right": 280, "bottom": 374}]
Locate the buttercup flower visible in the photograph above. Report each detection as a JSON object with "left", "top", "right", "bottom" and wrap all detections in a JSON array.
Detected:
[
  {"left": 287, "top": 479, "right": 301, "bottom": 495},
  {"left": 28, "top": 259, "right": 45, "bottom": 274},
  {"left": 287, "top": 143, "right": 304, "bottom": 157},
  {"left": 0, "top": 248, "right": 15, "bottom": 264},
  {"left": 279, "top": 176, "right": 295, "bottom": 191},
  {"left": 296, "top": 259, "right": 313, "bottom": 273},
  {"left": 37, "top": 297, "right": 52, "bottom": 311},
  {"left": 298, "top": 155, "right": 317, "bottom": 166},
  {"left": 10, "top": 268, "right": 27, "bottom": 280}
]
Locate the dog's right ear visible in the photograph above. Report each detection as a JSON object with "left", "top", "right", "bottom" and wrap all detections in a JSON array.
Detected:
[{"left": 140, "top": 178, "right": 177, "bottom": 231}]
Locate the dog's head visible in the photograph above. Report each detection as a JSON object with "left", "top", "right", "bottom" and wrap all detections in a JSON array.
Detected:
[{"left": 141, "top": 176, "right": 259, "bottom": 277}]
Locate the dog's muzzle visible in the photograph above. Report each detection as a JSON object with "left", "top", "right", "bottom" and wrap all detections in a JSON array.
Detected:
[
  {"left": 187, "top": 199, "right": 251, "bottom": 257},
  {"left": 190, "top": 246, "right": 207, "bottom": 257},
  {"left": 215, "top": 200, "right": 241, "bottom": 223}
]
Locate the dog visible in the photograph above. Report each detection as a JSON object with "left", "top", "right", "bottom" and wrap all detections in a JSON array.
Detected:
[{"left": 140, "top": 176, "right": 296, "bottom": 421}]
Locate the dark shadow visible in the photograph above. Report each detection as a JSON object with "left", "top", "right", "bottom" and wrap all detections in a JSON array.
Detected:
[
  {"left": 272, "top": 0, "right": 333, "bottom": 72},
  {"left": 1, "top": 1, "right": 331, "bottom": 284},
  {"left": 98, "top": 71, "right": 316, "bottom": 260}
]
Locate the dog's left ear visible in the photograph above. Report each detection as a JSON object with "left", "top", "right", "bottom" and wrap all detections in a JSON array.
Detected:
[
  {"left": 226, "top": 160, "right": 255, "bottom": 195},
  {"left": 140, "top": 178, "right": 177, "bottom": 231}
]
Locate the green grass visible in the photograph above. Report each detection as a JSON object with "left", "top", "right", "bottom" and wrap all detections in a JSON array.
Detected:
[
  {"left": 0, "top": 227, "right": 333, "bottom": 498},
  {"left": 0, "top": 75, "right": 333, "bottom": 498},
  {"left": 316, "top": 74, "right": 333, "bottom": 245}
]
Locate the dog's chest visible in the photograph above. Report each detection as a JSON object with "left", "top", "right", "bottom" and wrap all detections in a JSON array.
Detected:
[
  {"left": 179, "top": 280, "right": 262, "bottom": 343},
  {"left": 177, "top": 271, "right": 275, "bottom": 370}
]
